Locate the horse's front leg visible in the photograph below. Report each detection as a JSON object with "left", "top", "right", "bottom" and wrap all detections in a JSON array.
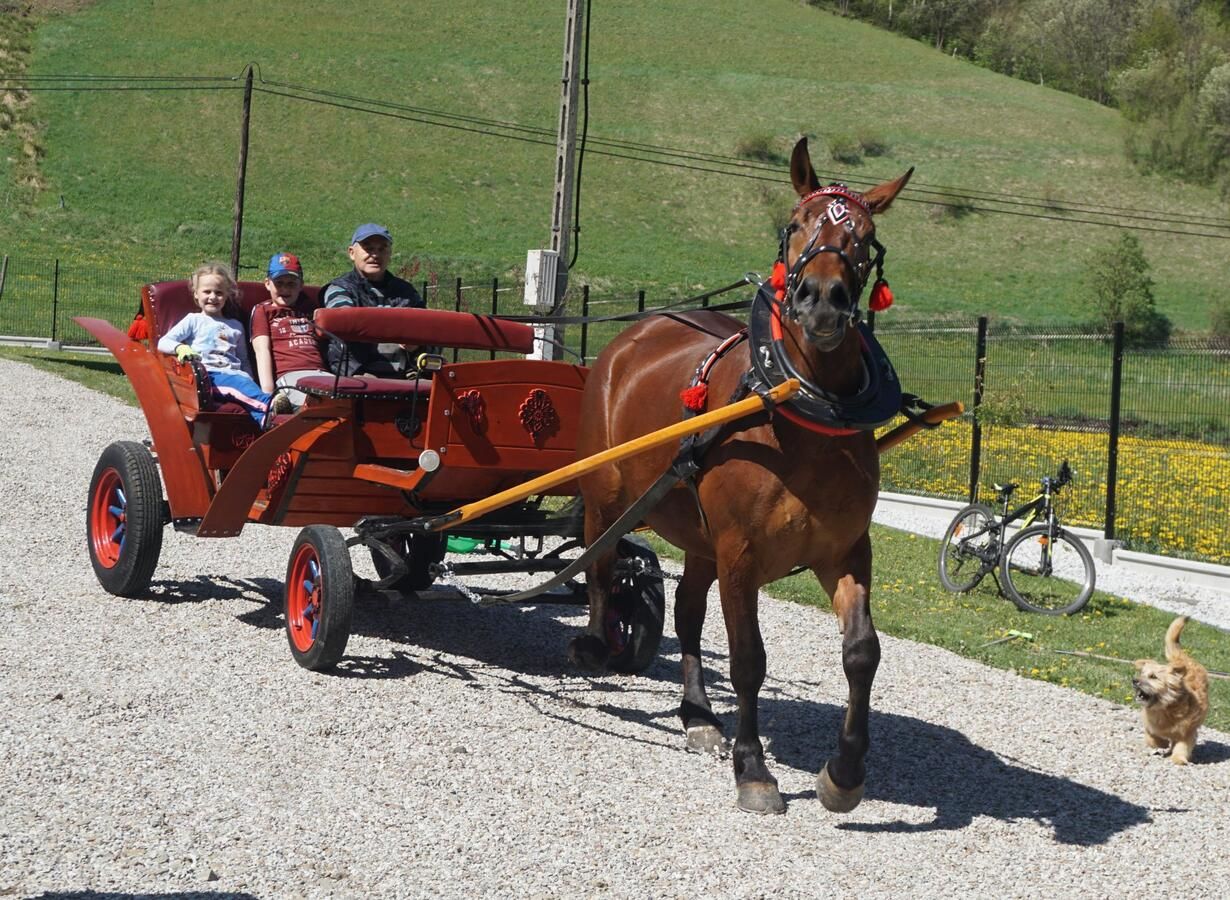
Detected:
[
  {"left": 719, "top": 560, "right": 785, "bottom": 815},
  {"left": 815, "top": 532, "right": 879, "bottom": 813}
]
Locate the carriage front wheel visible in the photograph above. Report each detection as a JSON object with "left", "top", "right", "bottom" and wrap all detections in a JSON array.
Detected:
[
  {"left": 285, "top": 525, "right": 355, "bottom": 670},
  {"left": 605, "top": 536, "right": 666, "bottom": 674},
  {"left": 87, "top": 441, "right": 165, "bottom": 597}
]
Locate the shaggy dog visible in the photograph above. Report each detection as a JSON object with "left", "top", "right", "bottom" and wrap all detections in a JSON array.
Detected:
[{"left": 1133, "top": 616, "right": 1210, "bottom": 765}]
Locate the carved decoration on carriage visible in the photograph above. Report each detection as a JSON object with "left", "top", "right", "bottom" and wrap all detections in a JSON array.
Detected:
[
  {"left": 232, "top": 431, "right": 256, "bottom": 451},
  {"left": 395, "top": 412, "right": 422, "bottom": 440},
  {"left": 266, "top": 452, "right": 293, "bottom": 491},
  {"left": 456, "top": 389, "right": 487, "bottom": 434},
  {"left": 518, "top": 388, "right": 559, "bottom": 442}
]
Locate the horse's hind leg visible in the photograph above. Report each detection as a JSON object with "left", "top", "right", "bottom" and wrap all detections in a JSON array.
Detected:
[
  {"left": 815, "top": 534, "right": 879, "bottom": 813},
  {"left": 719, "top": 562, "right": 785, "bottom": 815},
  {"left": 676, "top": 555, "right": 724, "bottom": 754}
]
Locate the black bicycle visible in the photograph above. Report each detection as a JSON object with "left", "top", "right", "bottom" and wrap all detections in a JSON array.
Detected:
[{"left": 937, "top": 460, "right": 1096, "bottom": 615}]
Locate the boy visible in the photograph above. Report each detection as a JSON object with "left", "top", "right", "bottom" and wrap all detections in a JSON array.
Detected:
[{"left": 250, "top": 252, "right": 330, "bottom": 410}]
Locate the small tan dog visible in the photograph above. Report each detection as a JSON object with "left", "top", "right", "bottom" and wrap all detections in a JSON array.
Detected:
[{"left": 1133, "top": 616, "right": 1209, "bottom": 765}]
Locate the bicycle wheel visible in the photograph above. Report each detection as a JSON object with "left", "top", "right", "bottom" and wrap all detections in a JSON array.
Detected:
[
  {"left": 1000, "top": 525, "right": 1095, "bottom": 615},
  {"left": 938, "top": 503, "right": 996, "bottom": 593}
]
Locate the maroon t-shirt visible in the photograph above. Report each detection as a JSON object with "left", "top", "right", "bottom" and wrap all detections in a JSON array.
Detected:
[{"left": 250, "top": 296, "right": 325, "bottom": 374}]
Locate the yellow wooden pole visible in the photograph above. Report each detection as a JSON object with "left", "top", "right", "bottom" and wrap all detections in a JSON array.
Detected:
[{"left": 422, "top": 378, "right": 801, "bottom": 532}]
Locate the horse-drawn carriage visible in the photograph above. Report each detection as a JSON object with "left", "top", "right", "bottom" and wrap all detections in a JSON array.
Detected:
[{"left": 79, "top": 139, "right": 961, "bottom": 815}]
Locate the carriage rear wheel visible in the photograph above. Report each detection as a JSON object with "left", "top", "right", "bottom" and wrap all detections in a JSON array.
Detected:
[
  {"left": 87, "top": 441, "right": 165, "bottom": 597},
  {"left": 370, "top": 533, "right": 446, "bottom": 593},
  {"left": 286, "top": 525, "right": 355, "bottom": 670},
  {"left": 604, "top": 536, "right": 666, "bottom": 674}
]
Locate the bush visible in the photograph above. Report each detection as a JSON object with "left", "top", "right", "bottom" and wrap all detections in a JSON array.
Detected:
[
  {"left": 827, "top": 133, "right": 863, "bottom": 165},
  {"left": 1084, "top": 232, "right": 1172, "bottom": 346},
  {"left": 734, "top": 134, "right": 786, "bottom": 165},
  {"left": 1211, "top": 297, "right": 1230, "bottom": 339},
  {"left": 857, "top": 132, "right": 890, "bottom": 157}
]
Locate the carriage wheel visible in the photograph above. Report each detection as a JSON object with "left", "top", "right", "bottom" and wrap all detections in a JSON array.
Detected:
[
  {"left": 605, "top": 536, "right": 666, "bottom": 674},
  {"left": 285, "top": 525, "right": 355, "bottom": 671},
  {"left": 370, "top": 533, "right": 446, "bottom": 593},
  {"left": 87, "top": 441, "right": 165, "bottom": 597}
]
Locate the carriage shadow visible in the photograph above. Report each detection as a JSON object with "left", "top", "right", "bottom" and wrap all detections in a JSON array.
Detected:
[{"left": 756, "top": 692, "right": 1151, "bottom": 845}]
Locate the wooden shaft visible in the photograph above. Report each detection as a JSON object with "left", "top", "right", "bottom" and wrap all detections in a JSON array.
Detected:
[
  {"left": 876, "top": 401, "right": 964, "bottom": 455},
  {"left": 434, "top": 378, "right": 801, "bottom": 530}
]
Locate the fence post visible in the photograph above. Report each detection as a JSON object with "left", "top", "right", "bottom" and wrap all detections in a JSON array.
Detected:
[
  {"left": 968, "top": 315, "right": 988, "bottom": 503},
  {"left": 422, "top": 280, "right": 429, "bottom": 307},
  {"left": 0, "top": 254, "right": 8, "bottom": 304},
  {"left": 489, "top": 277, "right": 499, "bottom": 361},
  {"left": 453, "top": 277, "right": 463, "bottom": 363},
  {"left": 637, "top": 289, "right": 645, "bottom": 314},
  {"left": 50, "top": 258, "right": 61, "bottom": 343},
  {"left": 580, "top": 284, "right": 590, "bottom": 364},
  {"left": 1105, "top": 321, "right": 1125, "bottom": 541}
]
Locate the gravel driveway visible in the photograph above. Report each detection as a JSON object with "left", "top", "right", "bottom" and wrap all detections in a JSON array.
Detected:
[{"left": 2, "top": 357, "right": 1228, "bottom": 899}]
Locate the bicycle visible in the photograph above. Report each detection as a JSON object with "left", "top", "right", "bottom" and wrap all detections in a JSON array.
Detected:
[{"left": 937, "top": 460, "right": 1096, "bottom": 615}]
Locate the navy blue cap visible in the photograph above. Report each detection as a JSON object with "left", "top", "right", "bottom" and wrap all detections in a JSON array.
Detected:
[{"left": 350, "top": 223, "right": 392, "bottom": 245}]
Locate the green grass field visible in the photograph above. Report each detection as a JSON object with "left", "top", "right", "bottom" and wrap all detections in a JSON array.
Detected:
[
  {"left": 3, "top": 1, "right": 1229, "bottom": 330},
  {"left": 5, "top": 345, "right": 1226, "bottom": 733}
]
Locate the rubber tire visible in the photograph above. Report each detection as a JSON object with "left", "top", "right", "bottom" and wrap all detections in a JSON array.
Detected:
[
  {"left": 1000, "top": 525, "right": 1095, "bottom": 616},
  {"left": 937, "top": 503, "right": 996, "bottom": 593},
  {"left": 370, "top": 533, "right": 446, "bottom": 593},
  {"left": 87, "top": 441, "right": 165, "bottom": 597},
  {"left": 605, "top": 536, "right": 666, "bottom": 674},
  {"left": 285, "top": 525, "right": 355, "bottom": 670}
]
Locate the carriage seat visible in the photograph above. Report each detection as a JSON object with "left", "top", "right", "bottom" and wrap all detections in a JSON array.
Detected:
[{"left": 141, "top": 279, "right": 322, "bottom": 345}]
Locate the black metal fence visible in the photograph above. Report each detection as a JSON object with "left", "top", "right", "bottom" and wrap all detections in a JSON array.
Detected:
[{"left": 3, "top": 252, "right": 1227, "bottom": 565}]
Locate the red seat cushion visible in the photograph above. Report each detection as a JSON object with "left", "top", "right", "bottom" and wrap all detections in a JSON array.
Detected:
[{"left": 314, "top": 307, "right": 534, "bottom": 354}]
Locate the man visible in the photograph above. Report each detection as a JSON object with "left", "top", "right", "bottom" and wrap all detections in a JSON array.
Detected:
[{"left": 322, "top": 223, "right": 427, "bottom": 376}]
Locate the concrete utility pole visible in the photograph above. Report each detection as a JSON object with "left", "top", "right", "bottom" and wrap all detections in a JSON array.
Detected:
[
  {"left": 551, "top": 0, "right": 584, "bottom": 295},
  {"left": 525, "top": 0, "right": 584, "bottom": 360}
]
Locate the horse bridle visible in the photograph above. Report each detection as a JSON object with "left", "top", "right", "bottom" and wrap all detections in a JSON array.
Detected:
[{"left": 776, "top": 184, "right": 886, "bottom": 324}]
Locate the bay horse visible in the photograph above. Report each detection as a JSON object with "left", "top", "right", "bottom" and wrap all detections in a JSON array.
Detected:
[{"left": 572, "top": 137, "right": 913, "bottom": 814}]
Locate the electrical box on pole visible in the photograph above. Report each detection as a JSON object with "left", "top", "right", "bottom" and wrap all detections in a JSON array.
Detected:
[{"left": 525, "top": 0, "right": 584, "bottom": 360}]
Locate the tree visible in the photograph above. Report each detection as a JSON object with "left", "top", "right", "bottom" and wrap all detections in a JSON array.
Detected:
[{"left": 1084, "top": 232, "right": 1172, "bottom": 345}]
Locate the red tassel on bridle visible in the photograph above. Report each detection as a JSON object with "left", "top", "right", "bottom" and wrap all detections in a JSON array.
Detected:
[
  {"left": 869, "top": 278, "right": 893, "bottom": 312},
  {"left": 768, "top": 260, "right": 787, "bottom": 302},
  {"left": 679, "top": 383, "right": 709, "bottom": 412}
]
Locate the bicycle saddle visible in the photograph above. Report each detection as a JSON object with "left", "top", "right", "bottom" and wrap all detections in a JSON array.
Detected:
[{"left": 993, "top": 482, "right": 1019, "bottom": 499}]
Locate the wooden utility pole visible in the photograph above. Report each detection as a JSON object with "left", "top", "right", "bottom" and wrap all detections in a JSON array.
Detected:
[{"left": 230, "top": 64, "right": 254, "bottom": 277}]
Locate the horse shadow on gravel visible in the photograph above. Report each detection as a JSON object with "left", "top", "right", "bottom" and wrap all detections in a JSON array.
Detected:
[{"left": 755, "top": 689, "right": 1151, "bottom": 846}]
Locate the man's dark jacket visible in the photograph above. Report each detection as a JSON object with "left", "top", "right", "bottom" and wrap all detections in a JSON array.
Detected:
[{"left": 322, "top": 269, "right": 425, "bottom": 376}]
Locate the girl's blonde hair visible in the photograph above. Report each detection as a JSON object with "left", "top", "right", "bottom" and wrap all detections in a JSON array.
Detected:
[{"left": 189, "top": 262, "right": 241, "bottom": 319}]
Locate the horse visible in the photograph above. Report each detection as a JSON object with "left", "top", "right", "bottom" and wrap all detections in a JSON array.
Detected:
[{"left": 571, "top": 136, "right": 913, "bottom": 814}]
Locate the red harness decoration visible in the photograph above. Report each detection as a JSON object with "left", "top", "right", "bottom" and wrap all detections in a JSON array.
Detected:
[{"left": 680, "top": 330, "right": 749, "bottom": 412}]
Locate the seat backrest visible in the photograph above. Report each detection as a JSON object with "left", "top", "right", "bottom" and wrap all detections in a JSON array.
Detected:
[{"left": 141, "top": 280, "right": 322, "bottom": 345}]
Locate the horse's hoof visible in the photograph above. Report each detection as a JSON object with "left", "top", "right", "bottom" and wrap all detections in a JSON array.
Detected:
[
  {"left": 567, "top": 634, "right": 609, "bottom": 671},
  {"left": 817, "top": 763, "right": 864, "bottom": 813},
  {"left": 685, "top": 725, "right": 727, "bottom": 755},
  {"left": 736, "top": 781, "right": 786, "bottom": 815}
]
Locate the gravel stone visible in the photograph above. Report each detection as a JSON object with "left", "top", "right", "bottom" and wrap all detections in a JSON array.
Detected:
[{"left": 2, "top": 357, "right": 1228, "bottom": 898}]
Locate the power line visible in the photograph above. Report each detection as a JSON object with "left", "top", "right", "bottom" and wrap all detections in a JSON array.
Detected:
[{"left": 6, "top": 73, "right": 1230, "bottom": 238}]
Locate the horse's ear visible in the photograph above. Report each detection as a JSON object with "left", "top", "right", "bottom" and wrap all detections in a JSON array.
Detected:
[
  {"left": 790, "top": 137, "right": 820, "bottom": 197},
  {"left": 862, "top": 167, "right": 914, "bottom": 215}
]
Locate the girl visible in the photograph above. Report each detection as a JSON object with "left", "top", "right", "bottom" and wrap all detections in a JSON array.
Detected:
[{"left": 157, "top": 262, "right": 278, "bottom": 427}]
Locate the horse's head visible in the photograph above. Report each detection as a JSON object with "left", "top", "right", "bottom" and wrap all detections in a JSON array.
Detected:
[{"left": 779, "top": 137, "right": 913, "bottom": 351}]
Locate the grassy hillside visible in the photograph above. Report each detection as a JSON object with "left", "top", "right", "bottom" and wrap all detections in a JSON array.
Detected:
[{"left": 3, "top": 0, "right": 1228, "bottom": 329}]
